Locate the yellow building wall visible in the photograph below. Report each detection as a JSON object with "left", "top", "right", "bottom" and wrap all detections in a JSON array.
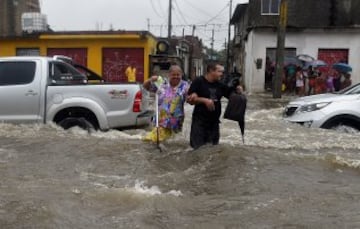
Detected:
[{"left": 0, "top": 33, "right": 157, "bottom": 81}]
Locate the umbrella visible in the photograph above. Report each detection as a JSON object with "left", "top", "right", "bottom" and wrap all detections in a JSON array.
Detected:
[
  {"left": 332, "top": 62, "right": 352, "bottom": 73},
  {"left": 284, "top": 56, "right": 303, "bottom": 67},
  {"left": 304, "top": 59, "right": 327, "bottom": 69},
  {"left": 296, "top": 54, "right": 315, "bottom": 62},
  {"left": 223, "top": 93, "right": 247, "bottom": 144}
]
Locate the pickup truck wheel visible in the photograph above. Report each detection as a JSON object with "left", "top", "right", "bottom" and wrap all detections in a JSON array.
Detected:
[{"left": 58, "top": 117, "right": 95, "bottom": 133}]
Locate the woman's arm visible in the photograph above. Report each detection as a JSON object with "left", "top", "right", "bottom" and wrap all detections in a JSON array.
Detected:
[{"left": 143, "top": 75, "right": 159, "bottom": 91}]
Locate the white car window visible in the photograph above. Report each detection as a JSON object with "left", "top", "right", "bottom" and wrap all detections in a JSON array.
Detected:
[{"left": 340, "top": 83, "right": 360, "bottom": 95}]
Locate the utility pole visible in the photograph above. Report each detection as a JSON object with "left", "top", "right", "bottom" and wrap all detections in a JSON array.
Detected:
[
  {"left": 189, "top": 25, "right": 196, "bottom": 80},
  {"left": 168, "top": 0, "right": 172, "bottom": 38},
  {"left": 225, "top": 38, "right": 227, "bottom": 63},
  {"left": 147, "top": 18, "right": 150, "bottom": 31},
  {"left": 210, "top": 28, "right": 215, "bottom": 60},
  {"left": 226, "top": 0, "right": 233, "bottom": 74},
  {"left": 273, "top": 0, "right": 288, "bottom": 98}
]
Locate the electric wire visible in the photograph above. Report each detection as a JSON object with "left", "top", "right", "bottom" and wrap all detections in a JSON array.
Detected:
[
  {"left": 181, "top": 0, "right": 215, "bottom": 18},
  {"left": 149, "top": 0, "right": 235, "bottom": 50},
  {"left": 202, "top": 2, "right": 229, "bottom": 25},
  {"left": 150, "top": 0, "right": 165, "bottom": 18},
  {"left": 156, "top": 0, "right": 167, "bottom": 18},
  {"left": 173, "top": 0, "right": 189, "bottom": 25}
]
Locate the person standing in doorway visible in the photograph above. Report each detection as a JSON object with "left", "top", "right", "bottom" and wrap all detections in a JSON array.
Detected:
[
  {"left": 187, "top": 62, "right": 235, "bottom": 149},
  {"left": 125, "top": 63, "right": 137, "bottom": 82}
]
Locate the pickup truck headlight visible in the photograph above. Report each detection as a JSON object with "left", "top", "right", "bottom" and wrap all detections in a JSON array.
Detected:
[{"left": 299, "top": 102, "right": 331, "bottom": 112}]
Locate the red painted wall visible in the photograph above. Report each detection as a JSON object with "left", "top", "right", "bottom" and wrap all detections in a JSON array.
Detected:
[
  {"left": 47, "top": 48, "right": 88, "bottom": 66},
  {"left": 102, "top": 48, "right": 144, "bottom": 83},
  {"left": 318, "top": 49, "right": 349, "bottom": 73}
]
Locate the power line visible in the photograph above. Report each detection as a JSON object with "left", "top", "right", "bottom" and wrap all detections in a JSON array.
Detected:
[
  {"left": 180, "top": 0, "right": 229, "bottom": 25},
  {"left": 150, "top": 0, "right": 164, "bottom": 18},
  {"left": 181, "top": 0, "right": 215, "bottom": 18},
  {"left": 202, "top": 3, "right": 229, "bottom": 25},
  {"left": 150, "top": 23, "right": 226, "bottom": 28},
  {"left": 156, "top": 0, "right": 167, "bottom": 18},
  {"left": 173, "top": 0, "right": 189, "bottom": 25},
  {"left": 147, "top": 0, "right": 231, "bottom": 50}
]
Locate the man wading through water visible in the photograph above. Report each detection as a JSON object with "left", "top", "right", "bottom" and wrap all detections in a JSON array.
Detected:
[{"left": 187, "top": 62, "right": 245, "bottom": 149}]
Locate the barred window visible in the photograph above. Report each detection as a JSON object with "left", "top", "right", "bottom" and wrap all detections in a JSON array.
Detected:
[{"left": 261, "top": 0, "right": 281, "bottom": 15}]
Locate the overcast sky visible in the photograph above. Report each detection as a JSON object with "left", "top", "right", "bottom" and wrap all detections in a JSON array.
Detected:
[{"left": 40, "top": 0, "right": 248, "bottom": 50}]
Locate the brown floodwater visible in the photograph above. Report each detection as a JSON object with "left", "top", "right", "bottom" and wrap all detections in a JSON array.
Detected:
[{"left": 0, "top": 93, "right": 360, "bottom": 229}]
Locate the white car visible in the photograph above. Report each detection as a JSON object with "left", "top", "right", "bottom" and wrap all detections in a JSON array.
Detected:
[{"left": 283, "top": 83, "right": 360, "bottom": 131}]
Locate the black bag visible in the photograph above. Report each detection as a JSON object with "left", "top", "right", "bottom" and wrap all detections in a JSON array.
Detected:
[
  {"left": 224, "top": 92, "right": 247, "bottom": 142},
  {"left": 224, "top": 93, "right": 247, "bottom": 122}
]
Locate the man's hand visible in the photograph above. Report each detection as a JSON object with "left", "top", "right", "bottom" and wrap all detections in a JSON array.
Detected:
[
  {"left": 187, "top": 93, "right": 215, "bottom": 111},
  {"left": 187, "top": 93, "right": 198, "bottom": 105},
  {"left": 204, "top": 98, "right": 215, "bottom": 111},
  {"left": 236, "top": 85, "right": 244, "bottom": 94}
]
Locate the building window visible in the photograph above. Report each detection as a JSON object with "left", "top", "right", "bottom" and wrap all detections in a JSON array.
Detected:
[
  {"left": 16, "top": 48, "right": 40, "bottom": 56},
  {"left": 261, "top": 0, "right": 281, "bottom": 15}
]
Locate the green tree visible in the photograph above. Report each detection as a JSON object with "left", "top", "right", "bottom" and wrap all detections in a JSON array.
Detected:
[{"left": 203, "top": 46, "right": 226, "bottom": 65}]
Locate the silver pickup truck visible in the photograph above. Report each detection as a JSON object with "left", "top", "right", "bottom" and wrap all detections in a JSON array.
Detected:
[{"left": 0, "top": 56, "right": 153, "bottom": 131}]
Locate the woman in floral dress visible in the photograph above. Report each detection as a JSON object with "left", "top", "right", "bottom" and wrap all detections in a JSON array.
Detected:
[{"left": 143, "top": 65, "right": 189, "bottom": 142}]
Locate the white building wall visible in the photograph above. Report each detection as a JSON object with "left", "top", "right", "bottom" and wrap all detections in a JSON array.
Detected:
[
  {"left": 244, "top": 29, "right": 360, "bottom": 93},
  {"left": 244, "top": 31, "right": 255, "bottom": 93}
]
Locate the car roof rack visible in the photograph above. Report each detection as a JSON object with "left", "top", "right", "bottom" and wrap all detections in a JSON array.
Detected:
[{"left": 53, "top": 55, "right": 74, "bottom": 65}]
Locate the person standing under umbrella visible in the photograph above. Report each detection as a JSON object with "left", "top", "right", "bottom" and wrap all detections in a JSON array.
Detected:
[
  {"left": 295, "top": 66, "right": 305, "bottom": 96},
  {"left": 341, "top": 73, "right": 352, "bottom": 89},
  {"left": 314, "top": 70, "right": 326, "bottom": 94},
  {"left": 332, "top": 62, "right": 352, "bottom": 91},
  {"left": 333, "top": 70, "right": 341, "bottom": 92},
  {"left": 326, "top": 70, "right": 335, "bottom": 93},
  {"left": 286, "top": 64, "right": 296, "bottom": 94},
  {"left": 307, "top": 66, "right": 317, "bottom": 95}
]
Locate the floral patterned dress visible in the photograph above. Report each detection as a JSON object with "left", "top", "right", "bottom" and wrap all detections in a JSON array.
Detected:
[
  {"left": 149, "top": 78, "right": 189, "bottom": 132},
  {"left": 144, "top": 77, "right": 189, "bottom": 143}
]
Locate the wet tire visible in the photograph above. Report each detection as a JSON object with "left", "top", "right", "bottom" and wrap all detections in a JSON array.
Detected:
[
  {"left": 330, "top": 124, "right": 359, "bottom": 134},
  {"left": 58, "top": 117, "right": 95, "bottom": 133}
]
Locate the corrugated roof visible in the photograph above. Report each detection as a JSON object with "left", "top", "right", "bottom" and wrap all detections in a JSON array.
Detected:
[{"left": 230, "top": 3, "right": 248, "bottom": 24}]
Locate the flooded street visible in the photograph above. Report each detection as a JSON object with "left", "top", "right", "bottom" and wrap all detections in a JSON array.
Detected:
[{"left": 1, "top": 93, "right": 360, "bottom": 228}]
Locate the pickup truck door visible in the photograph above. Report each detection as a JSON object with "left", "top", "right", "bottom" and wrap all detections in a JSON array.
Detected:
[{"left": 0, "top": 60, "right": 42, "bottom": 123}]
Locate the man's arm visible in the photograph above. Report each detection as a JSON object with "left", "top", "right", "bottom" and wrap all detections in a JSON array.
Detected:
[{"left": 187, "top": 93, "right": 215, "bottom": 111}]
